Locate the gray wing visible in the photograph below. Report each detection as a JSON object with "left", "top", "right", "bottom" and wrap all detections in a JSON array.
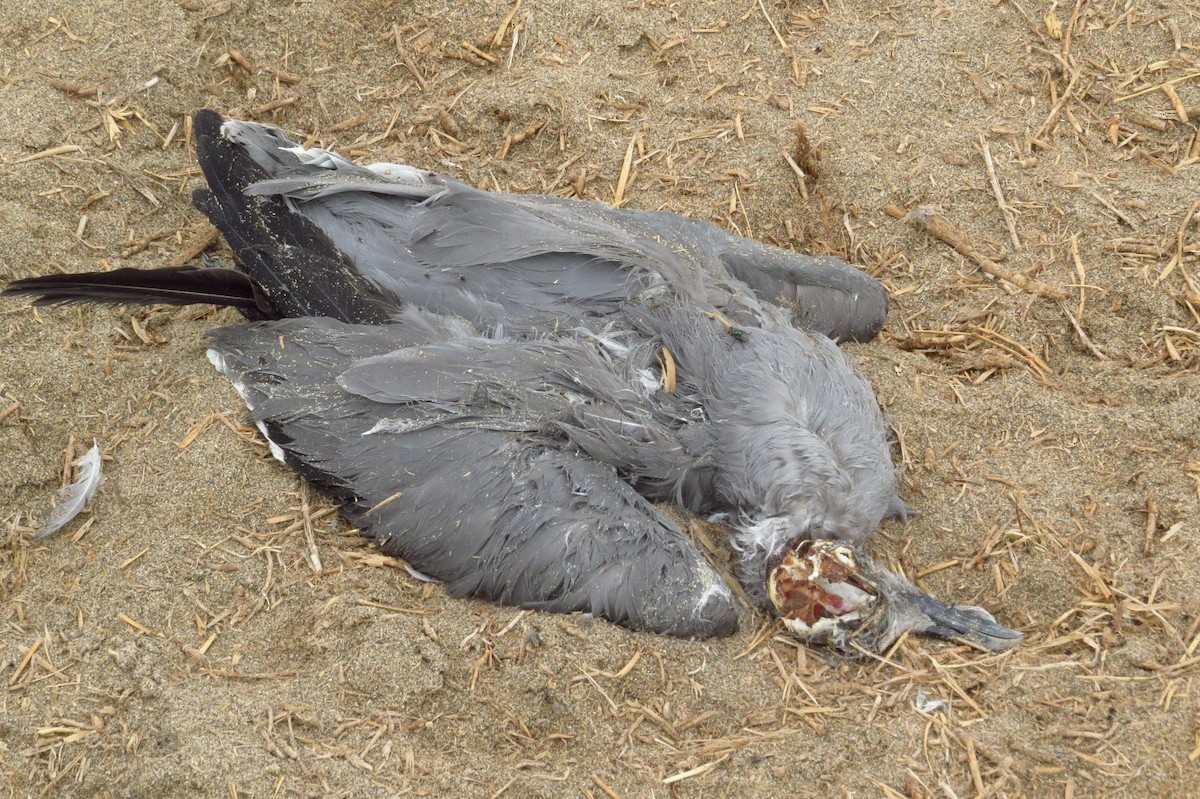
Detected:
[
  {"left": 254, "top": 179, "right": 714, "bottom": 334},
  {"left": 221, "top": 119, "right": 887, "bottom": 340},
  {"left": 336, "top": 327, "right": 722, "bottom": 511},
  {"left": 586, "top": 206, "right": 889, "bottom": 342},
  {"left": 207, "top": 315, "right": 738, "bottom": 638},
  {"left": 714, "top": 246, "right": 887, "bottom": 342}
]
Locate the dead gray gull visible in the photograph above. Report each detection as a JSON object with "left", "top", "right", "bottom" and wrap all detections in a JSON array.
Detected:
[{"left": 3, "top": 110, "right": 1021, "bottom": 651}]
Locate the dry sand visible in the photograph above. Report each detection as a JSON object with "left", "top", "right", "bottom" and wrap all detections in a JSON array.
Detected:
[{"left": 2, "top": 1, "right": 1199, "bottom": 797}]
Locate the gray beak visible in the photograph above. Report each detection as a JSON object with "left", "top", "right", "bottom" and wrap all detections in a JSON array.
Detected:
[{"left": 908, "top": 592, "right": 1024, "bottom": 651}]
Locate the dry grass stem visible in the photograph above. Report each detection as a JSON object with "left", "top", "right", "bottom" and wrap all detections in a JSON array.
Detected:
[
  {"left": 979, "top": 136, "right": 1021, "bottom": 251},
  {"left": 890, "top": 204, "right": 1068, "bottom": 300}
]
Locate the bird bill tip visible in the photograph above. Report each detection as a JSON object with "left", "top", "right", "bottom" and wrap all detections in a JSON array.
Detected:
[{"left": 908, "top": 592, "right": 1023, "bottom": 652}]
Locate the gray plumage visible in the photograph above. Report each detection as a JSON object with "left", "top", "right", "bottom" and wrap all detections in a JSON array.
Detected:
[
  {"left": 208, "top": 311, "right": 743, "bottom": 637},
  {"left": 4, "top": 110, "right": 1021, "bottom": 650},
  {"left": 219, "top": 118, "right": 888, "bottom": 343}
]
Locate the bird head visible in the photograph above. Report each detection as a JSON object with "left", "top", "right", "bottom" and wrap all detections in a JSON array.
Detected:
[
  {"left": 765, "top": 535, "right": 1023, "bottom": 652},
  {"left": 766, "top": 538, "right": 878, "bottom": 642}
]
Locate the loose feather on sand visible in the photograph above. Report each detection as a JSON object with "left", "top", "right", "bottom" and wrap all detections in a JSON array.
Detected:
[{"left": 35, "top": 442, "right": 105, "bottom": 540}]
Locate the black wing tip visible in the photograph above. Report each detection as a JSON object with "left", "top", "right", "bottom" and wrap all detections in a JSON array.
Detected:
[
  {"left": 4, "top": 273, "right": 90, "bottom": 302},
  {"left": 3, "top": 288, "right": 93, "bottom": 308},
  {"left": 3, "top": 266, "right": 266, "bottom": 313},
  {"left": 193, "top": 108, "right": 226, "bottom": 138},
  {"left": 2, "top": 276, "right": 46, "bottom": 296},
  {"left": 186, "top": 116, "right": 395, "bottom": 324}
]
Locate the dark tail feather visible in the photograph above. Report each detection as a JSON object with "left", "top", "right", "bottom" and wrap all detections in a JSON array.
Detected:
[
  {"left": 2, "top": 265, "right": 268, "bottom": 315},
  {"left": 5, "top": 112, "right": 393, "bottom": 325}
]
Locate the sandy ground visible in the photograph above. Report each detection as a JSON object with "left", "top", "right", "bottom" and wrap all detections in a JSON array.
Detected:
[{"left": 2, "top": 1, "right": 1199, "bottom": 797}]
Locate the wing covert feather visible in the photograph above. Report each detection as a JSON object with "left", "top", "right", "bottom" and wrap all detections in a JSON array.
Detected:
[{"left": 208, "top": 318, "right": 738, "bottom": 638}]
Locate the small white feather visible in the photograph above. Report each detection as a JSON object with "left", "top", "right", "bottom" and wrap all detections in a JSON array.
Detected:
[
  {"left": 363, "top": 418, "right": 425, "bottom": 436},
  {"left": 364, "top": 162, "right": 429, "bottom": 185},
  {"left": 404, "top": 564, "right": 440, "bottom": 583},
  {"left": 252, "top": 421, "right": 286, "bottom": 463},
  {"left": 281, "top": 144, "right": 346, "bottom": 169},
  {"left": 915, "top": 691, "right": 947, "bottom": 715},
  {"left": 35, "top": 442, "right": 105, "bottom": 540}
]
